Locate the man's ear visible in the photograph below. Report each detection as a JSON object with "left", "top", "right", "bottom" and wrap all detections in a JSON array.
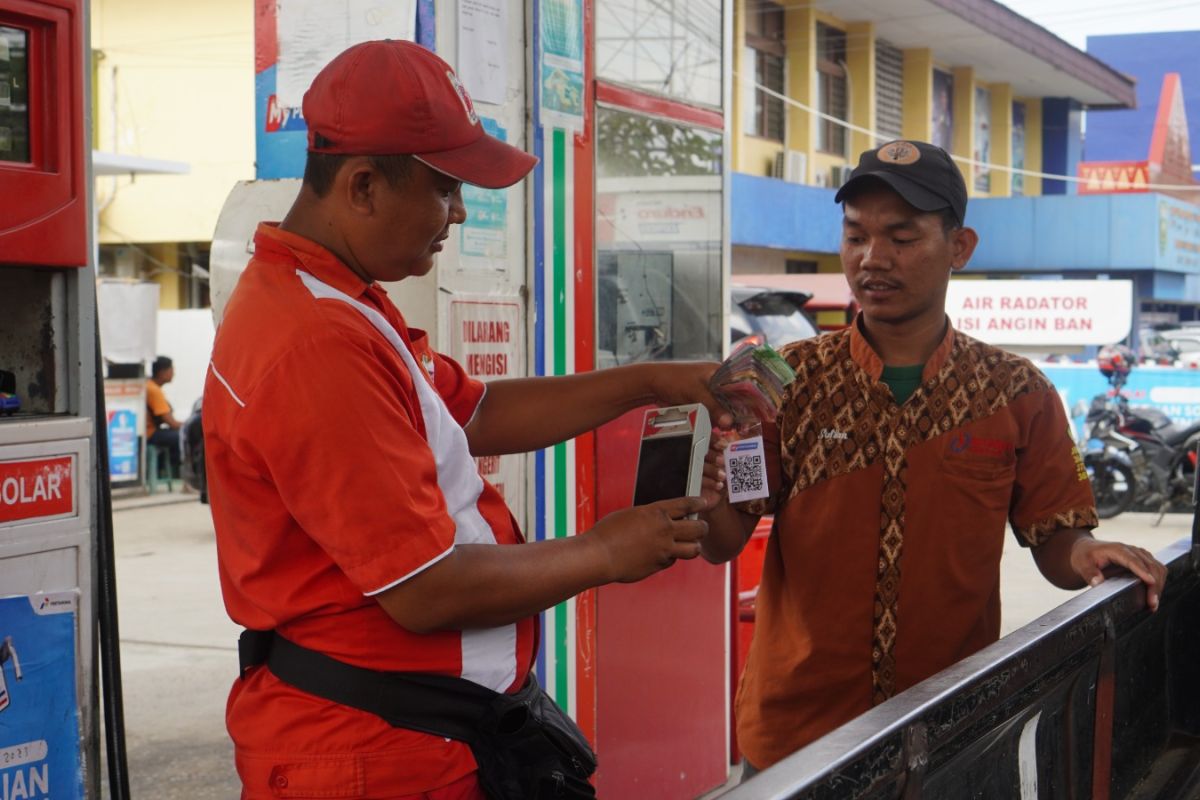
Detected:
[
  {"left": 342, "top": 158, "right": 377, "bottom": 217},
  {"left": 950, "top": 226, "right": 979, "bottom": 272}
]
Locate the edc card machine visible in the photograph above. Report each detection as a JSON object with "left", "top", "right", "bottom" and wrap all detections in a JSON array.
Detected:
[{"left": 0, "top": 1, "right": 100, "bottom": 798}]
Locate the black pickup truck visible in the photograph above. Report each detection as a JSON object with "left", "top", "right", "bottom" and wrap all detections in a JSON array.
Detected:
[{"left": 720, "top": 518, "right": 1200, "bottom": 799}]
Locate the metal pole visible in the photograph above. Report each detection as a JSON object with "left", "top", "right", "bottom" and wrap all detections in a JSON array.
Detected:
[{"left": 1192, "top": 440, "right": 1200, "bottom": 550}]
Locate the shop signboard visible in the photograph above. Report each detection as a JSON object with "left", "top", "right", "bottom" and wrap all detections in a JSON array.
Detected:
[{"left": 946, "top": 280, "right": 1132, "bottom": 347}]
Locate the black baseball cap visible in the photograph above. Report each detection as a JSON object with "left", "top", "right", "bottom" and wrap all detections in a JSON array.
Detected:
[{"left": 834, "top": 140, "right": 968, "bottom": 225}]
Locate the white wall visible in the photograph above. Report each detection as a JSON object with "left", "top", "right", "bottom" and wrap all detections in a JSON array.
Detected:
[{"left": 156, "top": 309, "right": 215, "bottom": 418}]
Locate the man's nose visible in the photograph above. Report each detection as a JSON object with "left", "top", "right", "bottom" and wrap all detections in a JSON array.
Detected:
[
  {"left": 449, "top": 187, "right": 467, "bottom": 225},
  {"left": 859, "top": 239, "right": 891, "bottom": 270}
]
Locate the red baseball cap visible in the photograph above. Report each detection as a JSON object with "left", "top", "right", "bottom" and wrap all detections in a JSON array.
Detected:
[{"left": 303, "top": 40, "right": 538, "bottom": 189}]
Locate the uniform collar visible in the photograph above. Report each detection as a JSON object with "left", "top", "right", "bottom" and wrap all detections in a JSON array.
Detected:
[
  {"left": 849, "top": 314, "right": 957, "bottom": 382},
  {"left": 253, "top": 222, "right": 372, "bottom": 299}
]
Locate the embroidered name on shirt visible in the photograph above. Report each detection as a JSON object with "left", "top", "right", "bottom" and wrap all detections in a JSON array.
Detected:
[{"left": 819, "top": 428, "right": 849, "bottom": 441}]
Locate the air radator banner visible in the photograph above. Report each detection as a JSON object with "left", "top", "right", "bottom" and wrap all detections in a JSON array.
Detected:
[{"left": 0, "top": 593, "right": 82, "bottom": 800}]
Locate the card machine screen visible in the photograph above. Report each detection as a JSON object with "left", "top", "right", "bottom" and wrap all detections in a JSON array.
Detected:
[{"left": 633, "top": 435, "right": 693, "bottom": 505}]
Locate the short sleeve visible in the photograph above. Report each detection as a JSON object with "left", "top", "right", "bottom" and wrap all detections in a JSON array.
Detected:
[
  {"left": 146, "top": 383, "right": 171, "bottom": 417},
  {"left": 431, "top": 351, "right": 485, "bottom": 427},
  {"left": 227, "top": 333, "right": 459, "bottom": 594},
  {"left": 1010, "top": 389, "right": 1098, "bottom": 547}
]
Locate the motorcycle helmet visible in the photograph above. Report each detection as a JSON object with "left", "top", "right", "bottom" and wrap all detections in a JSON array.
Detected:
[{"left": 1097, "top": 344, "right": 1135, "bottom": 380}]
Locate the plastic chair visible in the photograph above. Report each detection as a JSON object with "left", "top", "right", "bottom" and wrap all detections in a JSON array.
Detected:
[{"left": 146, "top": 442, "right": 176, "bottom": 494}]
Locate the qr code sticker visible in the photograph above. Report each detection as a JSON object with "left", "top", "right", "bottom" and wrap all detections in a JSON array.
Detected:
[
  {"left": 728, "top": 454, "right": 764, "bottom": 494},
  {"left": 726, "top": 436, "right": 769, "bottom": 502}
]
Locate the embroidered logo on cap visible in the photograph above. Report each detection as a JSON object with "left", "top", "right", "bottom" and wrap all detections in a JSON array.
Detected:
[
  {"left": 446, "top": 70, "right": 480, "bottom": 126},
  {"left": 878, "top": 140, "right": 921, "bottom": 165}
]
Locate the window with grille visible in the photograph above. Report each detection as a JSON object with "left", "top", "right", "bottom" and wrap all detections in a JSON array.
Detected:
[
  {"left": 744, "top": 0, "right": 785, "bottom": 141},
  {"left": 874, "top": 40, "right": 903, "bottom": 143},
  {"left": 816, "top": 23, "right": 846, "bottom": 155}
]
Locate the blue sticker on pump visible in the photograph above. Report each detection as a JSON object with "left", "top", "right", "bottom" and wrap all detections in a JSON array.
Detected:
[{"left": 0, "top": 593, "right": 83, "bottom": 799}]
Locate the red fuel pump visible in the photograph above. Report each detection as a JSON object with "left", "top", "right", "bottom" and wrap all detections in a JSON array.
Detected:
[{"left": 0, "top": 1, "right": 129, "bottom": 798}]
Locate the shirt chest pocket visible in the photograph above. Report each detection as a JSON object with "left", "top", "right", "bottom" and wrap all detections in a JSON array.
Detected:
[{"left": 939, "top": 452, "right": 1016, "bottom": 514}]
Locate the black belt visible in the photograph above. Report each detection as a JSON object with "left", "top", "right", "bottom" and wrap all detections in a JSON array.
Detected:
[
  {"left": 238, "top": 628, "right": 496, "bottom": 742},
  {"left": 236, "top": 629, "right": 597, "bottom": 800}
]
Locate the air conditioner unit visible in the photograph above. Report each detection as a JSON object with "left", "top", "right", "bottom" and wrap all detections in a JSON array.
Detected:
[
  {"left": 783, "top": 150, "right": 807, "bottom": 184},
  {"left": 770, "top": 150, "right": 807, "bottom": 183},
  {"left": 830, "top": 164, "right": 855, "bottom": 188},
  {"left": 770, "top": 151, "right": 786, "bottom": 179}
]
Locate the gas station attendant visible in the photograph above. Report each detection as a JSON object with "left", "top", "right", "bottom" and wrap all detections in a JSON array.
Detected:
[{"left": 203, "top": 40, "right": 728, "bottom": 800}]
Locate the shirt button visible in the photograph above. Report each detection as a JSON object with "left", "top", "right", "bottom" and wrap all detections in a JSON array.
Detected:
[{"left": 274, "top": 774, "right": 289, "bottom": 789}]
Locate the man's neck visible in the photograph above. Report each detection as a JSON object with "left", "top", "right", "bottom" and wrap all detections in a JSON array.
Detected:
[
  {"left": 860, "top": 314, "right": 948, "bottom": 367},
  {"left": 279, "top": 195, "right": 371, "bottom": 284}
]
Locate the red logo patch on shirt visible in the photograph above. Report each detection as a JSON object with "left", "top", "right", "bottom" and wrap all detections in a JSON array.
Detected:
[{"left": 947, "top": 432, "right": 1014, "bottom": 460}]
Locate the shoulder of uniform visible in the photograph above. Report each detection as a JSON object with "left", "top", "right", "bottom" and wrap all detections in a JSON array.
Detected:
[
  {"left": 952, "top": 330, "right": 1053, "bottom": 395},
  {"left": 779, "top": 329, "right": 852, "bottom": 379}
]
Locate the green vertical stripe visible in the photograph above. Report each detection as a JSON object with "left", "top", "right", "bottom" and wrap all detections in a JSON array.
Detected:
[{"left": 551, "top": 129, "right": 570, "bottom": 706}]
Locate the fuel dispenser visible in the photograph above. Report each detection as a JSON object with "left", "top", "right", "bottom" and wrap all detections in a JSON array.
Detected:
[{"left": 0, "top": 0, "right": 127, "bottom": 797}]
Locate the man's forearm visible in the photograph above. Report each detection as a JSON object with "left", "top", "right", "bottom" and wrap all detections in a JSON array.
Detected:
[
  {"left": 1031, "top": 528, "right": 1093, "bottom": 589},
  {"left": 701, "top": 503, "right": 759, "bottom": 564},
  {"left": 377, "top": 536, "right": 612, "bottom": 632},
  {"left": 465, "top": 365, "right": 659, "bottom": 455}
]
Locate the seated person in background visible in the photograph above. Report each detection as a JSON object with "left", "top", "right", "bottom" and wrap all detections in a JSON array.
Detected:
[{"left": 146, "top": 355, "right": 182, "bottom": 472}]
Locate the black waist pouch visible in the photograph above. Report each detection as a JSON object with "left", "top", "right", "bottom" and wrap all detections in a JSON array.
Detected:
[{"left": 238, "top": 630, "right": 596, "bottom": 800}]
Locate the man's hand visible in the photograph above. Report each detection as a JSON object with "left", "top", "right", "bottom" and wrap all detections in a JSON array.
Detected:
[
  {"left": 647, "top": 361, "right": 734, "bottom": 429},
  {"left": 700, "top": 428, "right": 742, "bottom": 506},
  {"left": 1069, "top": 536, "right": 1168, "bottom": 612},
  {"left": 1033, "top": 529, "right": 1168, "bottom": 612},
  {"left": 588, "top": 496, "right": 713, "bottom": 583}
]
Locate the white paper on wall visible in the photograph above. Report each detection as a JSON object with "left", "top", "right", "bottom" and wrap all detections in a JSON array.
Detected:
[{"left": 276, "top": 0, "right": 417, "bottom": 109}]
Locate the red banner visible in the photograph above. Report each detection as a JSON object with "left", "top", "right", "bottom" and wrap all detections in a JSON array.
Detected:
[{"left": 0, "top": 457, "right": 75, "bottom": 523}]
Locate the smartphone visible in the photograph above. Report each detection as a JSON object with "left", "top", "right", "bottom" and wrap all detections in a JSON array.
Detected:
[{"left": 633, "top": 404, "right": 711, "bottom": 511}]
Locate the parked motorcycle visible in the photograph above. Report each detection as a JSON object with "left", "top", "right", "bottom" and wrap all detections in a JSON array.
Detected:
[{"left": 1081, "top": 346, "right": 1200, "bottom": 523}]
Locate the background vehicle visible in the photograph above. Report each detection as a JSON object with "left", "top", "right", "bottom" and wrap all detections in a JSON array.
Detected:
[
  {"left": 180, "top": 398, "right": 207, "bottom": 503},
  {"left": 730, "top": 285, "right": 820, "bottom": 348},
  {"left": 1083, "top": 347, "right": 1200, "bottom": 522}
]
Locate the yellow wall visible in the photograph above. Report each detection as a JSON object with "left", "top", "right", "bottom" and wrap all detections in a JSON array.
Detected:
[
  {"left": 784, "top": 4, "right": 816, "bottom": 175},
  {"left": 989, "top": 84, "right": 1013, "bottom": 197},
  {"left": 845, "top": 22, "right": 875, "bottom": 159},
  {"left": 951, "top": 66, "right": 975, "bottom": 193},
  {"left": 732, "top": 0, "right": 1059, "bottom": 207},
  {"left": 741, "top": 137, "right": 784, "bottom": 177},
  {"left": 92, "top": 0, "right": 254, "bottom": 245},
  {"left": 732, "top": 0, "right": 746, "bottom": 170},
  {"left": 147, "top": 243, "right": 183, "bottom": 309},
  {"left": 901, "top": 49, "right": 933, "bottom": 142}
]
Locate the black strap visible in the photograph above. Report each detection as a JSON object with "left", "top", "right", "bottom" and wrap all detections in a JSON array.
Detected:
[{"left": 237, "top": 629, "right": 504, "bottom": 744}]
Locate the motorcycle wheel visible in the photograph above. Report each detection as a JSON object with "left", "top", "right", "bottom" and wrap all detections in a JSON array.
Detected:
[{"left": 1088, "top": 459, "right": 1137, "bottom": 519}]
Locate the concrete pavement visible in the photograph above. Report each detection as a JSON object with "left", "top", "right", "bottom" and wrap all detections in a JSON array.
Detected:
[
  {"left": 102, "top": 493, "right": 240, "bottom": 799},
  {"left": 100, "top": 493, "right": 1195, "bottom": 798}
]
